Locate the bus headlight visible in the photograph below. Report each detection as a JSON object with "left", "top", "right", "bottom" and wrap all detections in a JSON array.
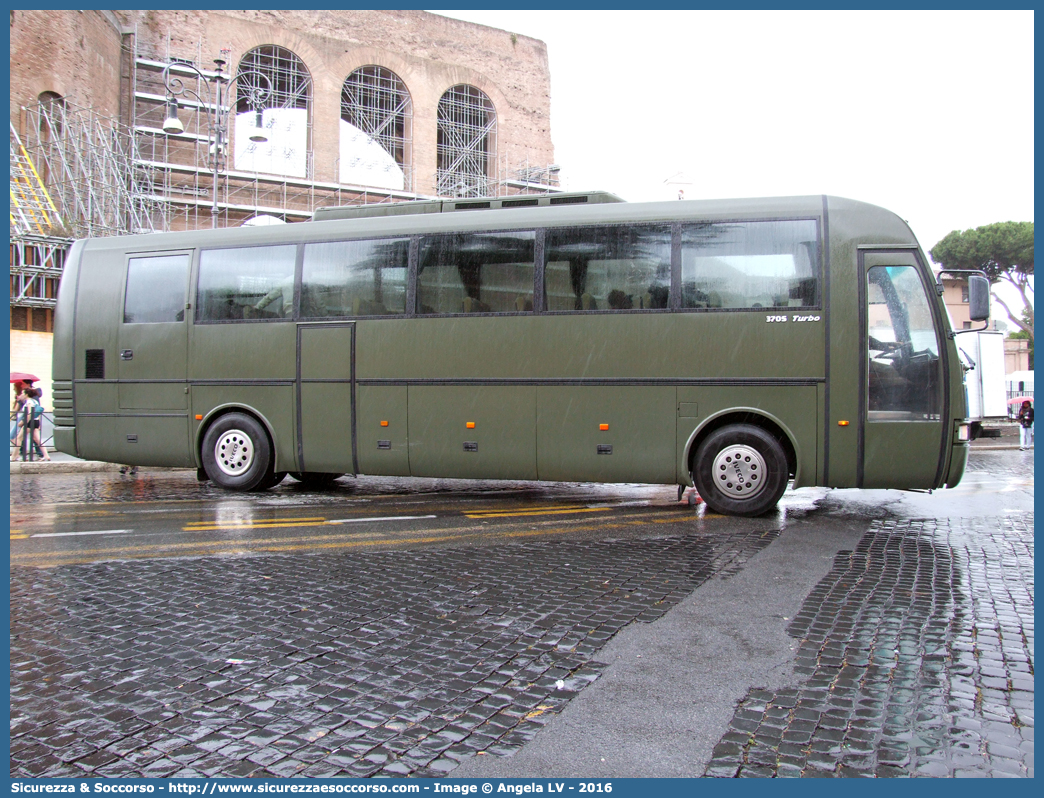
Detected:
[{"left": 955, "top": 423, "right": 971, "bottom": 442}]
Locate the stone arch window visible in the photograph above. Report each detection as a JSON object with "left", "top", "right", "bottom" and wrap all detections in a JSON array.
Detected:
[
  {"left": 233, "top": 45, "right": 312, "bottom": 178},
  {"left": 340, "top": 65, "right": 412, "bottom": 191},
  {"left": 37, "top": 91, "right": 65, "bottom": 138},
  {"left": 436, "top": 84, "right": 496, "bottom": 198},
  {"left": 34, "top": 91, "right": 66, "bottom": 188}
]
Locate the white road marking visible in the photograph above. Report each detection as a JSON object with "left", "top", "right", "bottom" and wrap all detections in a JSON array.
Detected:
[{"left": 33, "top": 529, "right": 134, "bottom": 538}]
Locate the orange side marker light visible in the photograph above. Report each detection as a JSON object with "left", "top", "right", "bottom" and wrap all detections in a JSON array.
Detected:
[
  {"left": 599, "top": 423, "right": 609, "bottom": 431},
  {"left": 380, "top": 420, "right": 389, "bottom": 427},
  {"left": 466, "top": 422, "right": 476, "bottom": 429},
  {"left": 195, "top": 414, "right": 203, "bottom": 421},
  {"left": 838, "top": 420, "right": 850, "bottom": 426}
]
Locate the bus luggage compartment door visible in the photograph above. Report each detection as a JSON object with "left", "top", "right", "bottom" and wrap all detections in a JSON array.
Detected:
[
  {"left": 297, "top": 323, "right": 356, "bottom": 474},
  {"left": 408, "top": 385, "right": 537, "bottom": 480}
]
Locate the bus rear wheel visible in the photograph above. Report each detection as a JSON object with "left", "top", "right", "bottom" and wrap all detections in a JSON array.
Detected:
[
  {"left": 288, "top": 472, "right": 344, "bottom": 486},
  {"left": 201, "top": 412, "right": 273, "bottom": 492},
  {"left": 693, "top": 424, "right": 789, "bottom": 517}
]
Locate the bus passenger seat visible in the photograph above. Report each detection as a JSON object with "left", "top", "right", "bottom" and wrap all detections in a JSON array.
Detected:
[
  {"left": 461, "top": 297, "right": 491, "bottom": 313},
  {"left": 580, "top": 293, "right": 597, "bottom": 310},
  {"left": 351, "top": 297, "right": 388, "bottom": 316},
  {"left": 515, "top": 295, "right": 533, "bottom": 312}
]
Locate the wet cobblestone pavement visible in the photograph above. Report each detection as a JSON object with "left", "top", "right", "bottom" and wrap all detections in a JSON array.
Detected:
[
  {"left": 11, "top": 528, "right": 777, "bottom": 778},
  {"left": 704, "top": 514, "right": 1034, "bottom": 778}
]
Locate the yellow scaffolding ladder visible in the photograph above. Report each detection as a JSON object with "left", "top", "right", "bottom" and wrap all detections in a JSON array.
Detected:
[{"left": 10, "top": 122, "right": 62, "bottom": 236}]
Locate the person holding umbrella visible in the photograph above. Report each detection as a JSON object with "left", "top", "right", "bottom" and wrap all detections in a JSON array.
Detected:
[
  {"left": 11, "top": 373, "right": 36, "bottom": 447},
  {"left": 10, "top": 373, "right": 46, "bottom": 460},
  {"left": 11, "top": 372, "right": 39, "bottom": 414},
  {"left": 1017, "top": 400, "right": 1034, "bottom": 450}
]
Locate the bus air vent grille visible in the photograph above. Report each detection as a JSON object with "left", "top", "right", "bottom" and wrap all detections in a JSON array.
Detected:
[{"left": 85, "top": 349, "right": 105, "bottom": 380}]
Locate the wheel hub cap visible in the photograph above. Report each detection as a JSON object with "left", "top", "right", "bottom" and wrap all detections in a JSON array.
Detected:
[
  {"left": 215, "top": 430, "right": 253, "bottom": 477},
  {"left": 713, "top": 444, "right": 767, "bottom": 499}
]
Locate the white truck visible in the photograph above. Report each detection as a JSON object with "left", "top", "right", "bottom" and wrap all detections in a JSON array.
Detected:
[{"left": 957, "top": 329, "right": 1008, "bottom": 438}]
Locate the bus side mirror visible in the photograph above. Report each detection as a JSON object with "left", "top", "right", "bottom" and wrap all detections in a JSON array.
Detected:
[{"left": 968, "top": 274, "right": 990, "bottom": 322}]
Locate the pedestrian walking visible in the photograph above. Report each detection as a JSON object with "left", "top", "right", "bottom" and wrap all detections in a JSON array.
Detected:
[
  {"left": 11, "top": 384, "right": 26, "bottom": 448},
  {"left": 11, "top": 387, "right": 50, "bottom": 461},
  {"left": 1017, "top": 400, "right": 1034, "bottom": 450}
]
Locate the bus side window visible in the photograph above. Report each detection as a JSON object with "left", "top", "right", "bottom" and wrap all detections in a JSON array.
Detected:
[
  {"left": 196, "top": 245, "right": 297, "bottom": 322},
  {"left": 680, "top": 220, "right": 820, "bottom": 310},
  {"left": 124, "top": 254, "right": 190, "bottom": 323},
  {"left": 543, "top": 225, "right": 671, "bottom": 312},
  {"left": 418, "top": 231, "right": 535, "bottom": 315},
  {"left": 301, "top": 237, "right": 409, "bottom": 318}
]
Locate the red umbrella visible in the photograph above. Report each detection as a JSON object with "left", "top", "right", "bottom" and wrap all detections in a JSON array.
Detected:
[
  {"left": 1008, "top": 396, "right": 1034, "bottom": 405},
  {"left": 10, "top": 372, "right": 39, "bottom": 383}
]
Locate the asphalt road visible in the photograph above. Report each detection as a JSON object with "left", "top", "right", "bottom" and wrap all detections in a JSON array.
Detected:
[
  {"left": 11, "top": 473, "right": 768, "bottom": 568},
  {"left": 9, "top": 450, "right": 1035, "bottom": 778}
]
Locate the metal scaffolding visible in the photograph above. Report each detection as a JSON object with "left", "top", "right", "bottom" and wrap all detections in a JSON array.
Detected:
[
  {"left": 130, "top": 34, "right": 431, "bottom": 230},
  {"left": 10, "top": 123, "right": 73, "bottom": 314},
  {"left": 341, "top": 65, "right": 413, "bottom": 189},
  {"left": 10, "top": 31, "right": 563, "bottom": 319},
  {"left": 18, "top": 102, "right": 155, "bottom": 239},
  {"left": 436, "top": 84, "right": 498, "bottom": 198}
]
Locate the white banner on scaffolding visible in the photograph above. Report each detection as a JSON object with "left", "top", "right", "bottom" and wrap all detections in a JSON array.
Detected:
[
  {"left": 233, "top": 108, "right": 308, "bottom": 179},
  {"left": 339, "top": 120, "right": 405, "bottom": 191}
]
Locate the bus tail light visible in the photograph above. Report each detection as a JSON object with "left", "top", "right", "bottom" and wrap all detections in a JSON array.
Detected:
[{"left": 956, "top": 423, "right": 971, "bottom": 442}]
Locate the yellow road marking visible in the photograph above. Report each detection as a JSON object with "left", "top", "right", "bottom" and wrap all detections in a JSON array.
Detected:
[
  {"left": 464, "top": 506, "right": 613, "bottom": 519},
  {"left": 12, "top": 507, "right": 707, "bottom": 567}
]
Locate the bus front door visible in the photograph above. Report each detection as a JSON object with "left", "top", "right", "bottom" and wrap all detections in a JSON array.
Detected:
[
  {"left": 297, "top": 323, "right": 356, "bottom": 474},
  {"left": 860, "top": 252, "right": 946, "bottom": 489}
]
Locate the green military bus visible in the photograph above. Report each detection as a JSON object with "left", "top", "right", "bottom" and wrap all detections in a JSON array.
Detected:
[{"left": 50, "top": 193, "right": 988, "bottom": 516}]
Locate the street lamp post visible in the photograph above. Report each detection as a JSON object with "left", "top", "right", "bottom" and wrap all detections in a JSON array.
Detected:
[{"left": 162, "top": 57, "right": 272, "bottom": 228}]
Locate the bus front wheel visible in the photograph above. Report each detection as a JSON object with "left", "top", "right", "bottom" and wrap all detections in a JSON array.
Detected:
[
  {"left": 693, "top": 424, "right": 788, "bottom": 517},
  {"left": 201, "top": 412, "right": 273, "bottom": 491}
]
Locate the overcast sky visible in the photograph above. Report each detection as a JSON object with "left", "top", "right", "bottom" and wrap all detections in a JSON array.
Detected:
[{"left": 432, "top": 10, "right": 1034, "bottom": 274}]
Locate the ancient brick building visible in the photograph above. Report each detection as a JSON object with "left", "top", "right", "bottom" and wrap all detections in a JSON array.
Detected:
[{"left": 9, "top": 9, "right": 557, "bottom": 408}]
